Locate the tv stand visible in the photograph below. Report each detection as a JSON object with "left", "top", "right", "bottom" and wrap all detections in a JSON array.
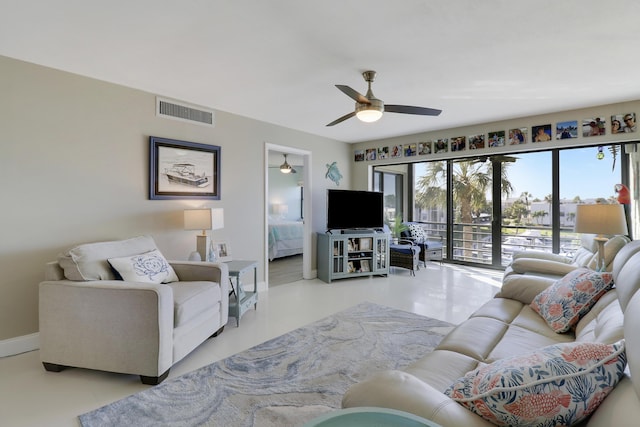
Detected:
[
  {"left": 341, "top": 228, "right": 376, "bottom": 235},
  {"left": 317, "top": 232, "right": 389, "bottom": 283}
]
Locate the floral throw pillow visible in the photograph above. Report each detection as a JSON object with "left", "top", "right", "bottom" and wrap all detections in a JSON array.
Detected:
[
  {"left": 445, "top": 340, "right": 627, "bottom": 427},
  {"left": 108, "top": 249, "right": 178, "bottom": 284},
  {"left": 530, "top": 268, "right": 614, "bottom": 333}
]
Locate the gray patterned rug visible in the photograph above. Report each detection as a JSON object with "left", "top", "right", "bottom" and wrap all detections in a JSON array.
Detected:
[{"left": 79, "top": 302, "right": 453, "bottom": 427}]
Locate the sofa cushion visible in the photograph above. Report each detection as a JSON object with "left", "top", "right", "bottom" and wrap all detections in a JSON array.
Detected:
[
  {"left": 531, "top": 268, "right": 614, "bottom": 333},
  {"left": 167, "top": 281, "right": 222, "bottom": 327},
  {"left": 58, "top": 236, "right": 158, "bottom": 281},
  {"left": 108, "top": 249, "right": 179, "bottom": 284},
  {"left": 445, "top": 340, "right": 627, "bottom": 427}
]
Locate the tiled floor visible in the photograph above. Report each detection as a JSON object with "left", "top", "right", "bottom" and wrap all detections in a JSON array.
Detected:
[{"left": 0, "top": 262, "right": 503, "bottom": 427}]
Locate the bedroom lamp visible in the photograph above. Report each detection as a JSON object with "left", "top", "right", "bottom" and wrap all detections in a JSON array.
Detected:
[
  {"left": 184, "top": 208, "right": 224, "bottom": 261},
  {"left": 574, "top": 203, "right": 628, "bottom": 271}
]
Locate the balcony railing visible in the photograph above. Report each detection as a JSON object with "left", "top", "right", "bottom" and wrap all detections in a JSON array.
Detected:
[{"left": 412, "top": 221, "right": 582, "bottom": 266}]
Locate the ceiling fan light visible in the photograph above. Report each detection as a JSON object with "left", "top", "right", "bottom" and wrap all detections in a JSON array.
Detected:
[
  {"left": 280, "top": 154, "right": 293, "bottom": 173},
  {"left": 280, "top": 164, "right": 292, "bottom": 174},
  {"left": 356, "top": 109, "right": 383, "bottom": 123}
]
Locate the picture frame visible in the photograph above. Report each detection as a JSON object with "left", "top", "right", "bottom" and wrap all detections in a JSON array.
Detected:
[
  {"left": 361, "top": 260, "right": 370, "bottom": 272},
  {"left": 212, "top": 241, "right": 232, "bottom": 262},
  {"left": 149, "top": 136, "right": 221, "bottom": 200},
  {"left": 359, "top": 238, "right": 372, "bottom": 251}
]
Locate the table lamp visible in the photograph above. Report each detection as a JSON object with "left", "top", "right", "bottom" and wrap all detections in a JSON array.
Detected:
[
  {"left": 574, "top": 203, "right": 628, "bottom": 271},
  {"left": 184, "top": 208, "right": 224, "bottom": 261}
]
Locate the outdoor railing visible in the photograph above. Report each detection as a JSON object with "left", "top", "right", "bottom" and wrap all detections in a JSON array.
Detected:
[{"left": 413, "top": 221, "right": 582, "bottom": 266}]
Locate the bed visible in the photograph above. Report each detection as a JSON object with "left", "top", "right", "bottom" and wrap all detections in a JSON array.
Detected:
[{"left": 268, "top": 219, "right": 304, "bottom": 260}]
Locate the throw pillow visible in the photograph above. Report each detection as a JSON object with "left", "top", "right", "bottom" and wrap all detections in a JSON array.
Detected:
[
  {"left": 445, "top": 340, "right": 627, "bottom": 427},
  {"left": 407, "top": 223, "right": 428, "bottom": 242},
  {"left": 108, "top": 249, "right": 179, "bottom": 284},
  {"left": 530, "top": 268, "right": 614, "bottom": 333}
]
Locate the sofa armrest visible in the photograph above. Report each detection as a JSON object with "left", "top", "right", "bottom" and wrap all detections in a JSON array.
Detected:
[
  {"left": 170, "top": 261, "right": 228, "bottom": 289},
  {"left": 169, "top": 261, "right": 229, "bottom": 323},
  {"left": 510, "top": 257, "right": 578, "bottom": 276},
  {"left": 512, "top": 250, "right": 569, "bottom": 263},
  {"left": 39, "top": 280, "right": 174, "bottom": 377},
  {"left": 496, "top": 274, "right": 557, "bottom": 304},
  {"left": 342, "top": 370, "right": 493, "bottom": 427}
]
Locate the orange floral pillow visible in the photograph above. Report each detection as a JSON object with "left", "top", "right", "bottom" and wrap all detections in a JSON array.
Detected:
[{"left": 530, "top": 268, "right": 614, "bottom": 333}]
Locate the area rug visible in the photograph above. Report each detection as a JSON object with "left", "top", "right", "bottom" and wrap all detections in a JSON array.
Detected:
[{"left": 80, "top": 301, "right": 453, "bottom": 427}]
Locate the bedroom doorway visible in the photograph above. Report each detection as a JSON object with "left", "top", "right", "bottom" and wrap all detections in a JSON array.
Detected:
[{"left": 265, "top": 143, "right": 312, "bottom": 287}]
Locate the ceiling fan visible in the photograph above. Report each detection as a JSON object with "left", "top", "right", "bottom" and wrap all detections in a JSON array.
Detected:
[
  {"left": 273, "top": 154, "right": 296, "bottom": 174},
  {"left": 326, "top": 70, "right": 442, "bottom": 127}
]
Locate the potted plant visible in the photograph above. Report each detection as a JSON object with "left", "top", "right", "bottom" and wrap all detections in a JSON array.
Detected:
[{"left": 391, "top": 216, "right": 408, "bottom": 244}]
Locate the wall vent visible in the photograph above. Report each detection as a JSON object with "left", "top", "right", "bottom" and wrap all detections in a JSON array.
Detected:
[{"left": 156, "top": 97, "right": 215, "bottom": 127}]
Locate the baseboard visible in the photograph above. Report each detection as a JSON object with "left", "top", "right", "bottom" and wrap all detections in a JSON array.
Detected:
[{"left": 0, "top": 333, "right": 40, "bottom": 357}]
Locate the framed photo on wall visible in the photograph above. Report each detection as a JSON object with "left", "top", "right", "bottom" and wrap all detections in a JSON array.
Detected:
[{"left": 149, "top": 136, "right": 221, "bottom": 200}]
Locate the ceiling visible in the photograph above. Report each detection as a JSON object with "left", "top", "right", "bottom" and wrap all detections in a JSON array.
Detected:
[{"left": 2, "top": 1, "right": 640, "bottom": 144}]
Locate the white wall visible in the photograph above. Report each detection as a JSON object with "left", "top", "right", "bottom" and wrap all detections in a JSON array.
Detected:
[{"left": 0, "top": 55, "right": 351, "bottom": 341}]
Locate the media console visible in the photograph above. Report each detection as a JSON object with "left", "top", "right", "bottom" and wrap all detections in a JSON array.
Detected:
[{"left": 317, "top": 231, "right": 389, "bottom": 283}]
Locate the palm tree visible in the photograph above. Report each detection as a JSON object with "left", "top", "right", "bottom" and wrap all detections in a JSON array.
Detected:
[
  {"left": 520, "top": 191, "right": 532, "bottom": 224},
  {"left": 416, "top": 159, "right": 513, "bottom": 261},
  {"left": 544, "top": 194, "right": 553, "bottom": 226}
]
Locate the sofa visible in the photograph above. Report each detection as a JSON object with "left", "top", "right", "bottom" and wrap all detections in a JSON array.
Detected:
[
  {"left": 503, "top": 234, "right": 630, "bottom": 281},
  {"left": 343, "top": 240, "right": 640, "bottom": 426},
  {"left": 39, "top": 236, "right": 229, "bottom": 385}
]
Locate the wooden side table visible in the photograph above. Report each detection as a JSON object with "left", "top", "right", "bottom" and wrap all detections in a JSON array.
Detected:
[{"left": 226, "top": 260, "right": 258, "bottom": 326}]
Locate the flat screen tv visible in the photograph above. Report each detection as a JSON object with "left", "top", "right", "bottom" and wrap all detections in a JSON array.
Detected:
[{"left": 326, "top": 189, "right": 384, "bottom": 231}]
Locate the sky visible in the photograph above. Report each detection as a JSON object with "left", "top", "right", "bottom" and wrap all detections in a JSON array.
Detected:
[
  {"left": 506, "top": 148, "right": 621, "bottom": 201},
  {"left": 413, "top": 146, "right": 622, "bottom": 202}
]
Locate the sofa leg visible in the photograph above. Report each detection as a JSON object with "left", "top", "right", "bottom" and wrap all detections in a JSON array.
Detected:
[
  {"left": 42, "top": 362, "right": 66, "bottom": 372},
  {"left": 210, "top": 325, "right": 225, "bottom": 338},
  {"left": 140, "top": 369, "right": 170, "bottom": 385}
]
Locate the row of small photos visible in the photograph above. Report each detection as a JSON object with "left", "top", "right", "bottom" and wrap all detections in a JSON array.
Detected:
[{"left": 355, "top": 112, "right": 637, "bottom": 161}]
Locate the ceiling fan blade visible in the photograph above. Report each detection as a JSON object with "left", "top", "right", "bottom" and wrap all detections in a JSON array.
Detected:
[
  {"left": 384, "top": 104, "right": 442, "bottom": 116},
  {"left": 336, "top": 85, "right": 370, "bottom": 104},
  {"left": 326, "top": 111, "right": 356, "bottom": 127}
]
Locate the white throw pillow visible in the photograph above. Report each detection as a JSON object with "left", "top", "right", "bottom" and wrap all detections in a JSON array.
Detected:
[
  {"left": 108, "top": 249, "right": 178, "bottom": 284},
  {"left": 445, "top": 340, "right": 627, "bottom": 427}
]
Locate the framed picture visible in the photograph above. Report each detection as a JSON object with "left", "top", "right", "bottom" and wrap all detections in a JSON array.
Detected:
[
  {"left": 360, "top": 238, "right": 372, "bottom": 251},
  {"left": 361, "top": 260, "right": 370, "bottom": 272},
  {"left": 212, "top": 241, "right": 232, "bottom": 262},
  {"left": 149, "top": 136, "right": 221, "bottom": 200},
  {"left": 555, "top": 120, "right": 578, "bottom": 139}
]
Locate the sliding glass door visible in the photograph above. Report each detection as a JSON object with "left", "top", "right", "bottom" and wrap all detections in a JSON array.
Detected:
[{"left": 398, "top": 143, "right": 626, "bottom": 268}]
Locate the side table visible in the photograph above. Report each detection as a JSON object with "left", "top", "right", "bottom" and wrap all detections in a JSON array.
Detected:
[{"left": 226, "top": 260, "right": 258, "bottom": 326}]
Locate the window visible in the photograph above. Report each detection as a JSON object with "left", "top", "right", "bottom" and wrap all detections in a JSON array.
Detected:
[{"left": 389, "top": 144, "right": 625, "bottom": 268}]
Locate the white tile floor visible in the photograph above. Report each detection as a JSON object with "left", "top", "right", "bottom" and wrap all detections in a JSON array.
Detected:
[{"left": 0, "top": 262, "right": 503, "bottom": 427}]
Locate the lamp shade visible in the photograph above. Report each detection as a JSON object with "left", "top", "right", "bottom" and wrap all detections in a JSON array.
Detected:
[
  {"left": 574, "top": 204, "right": 628, "bottom": 236},
  {"left": 184, "top": 208, "right": 224, "bottom": 231}
]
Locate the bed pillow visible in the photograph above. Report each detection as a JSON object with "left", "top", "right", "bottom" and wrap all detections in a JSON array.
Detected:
[
  {"left": 530, "top": 268, "right": 614, "bottom": 333},
  {"left": 108, "top": 249, "right": 178, "bottom": 284},
  {"left": 445, "top": 340, "right": 626, "bottom": 427}
]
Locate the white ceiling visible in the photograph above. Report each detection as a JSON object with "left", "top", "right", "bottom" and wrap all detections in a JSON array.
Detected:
[{"left": 2, "top": 1, "right": 640, "bottom": 144}]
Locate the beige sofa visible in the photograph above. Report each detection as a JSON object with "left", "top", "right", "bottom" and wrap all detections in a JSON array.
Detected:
[
  {"left": 343, "top": 240, "right": 640, "bottom": 426},
  {"left": 503, "top": 234, "right": 630, "bottom": 280},
  {"left": 39, "top": 236, "right": 229, "bottom": 384}
]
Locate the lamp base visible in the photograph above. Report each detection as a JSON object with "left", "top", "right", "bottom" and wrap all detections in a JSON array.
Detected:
[
  {"left": 594, "top": 236, "right": 608, "bottom": 272},
  {"left": 196, "top": 234, "right": 209, "bottom": 262}
]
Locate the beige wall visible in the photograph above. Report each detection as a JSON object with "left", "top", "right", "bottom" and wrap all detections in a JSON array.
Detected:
[{"left": 0, "top": 55, "right": 351, "bottom": 341}]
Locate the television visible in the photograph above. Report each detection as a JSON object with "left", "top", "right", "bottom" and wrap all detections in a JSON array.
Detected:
[{"left": 326, "top": 189, "right": 384, "bottom": 231}]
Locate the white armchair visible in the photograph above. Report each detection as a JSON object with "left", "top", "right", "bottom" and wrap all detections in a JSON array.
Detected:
[{"left": 39, "top": 236, "right": 229, "bottom": 385}]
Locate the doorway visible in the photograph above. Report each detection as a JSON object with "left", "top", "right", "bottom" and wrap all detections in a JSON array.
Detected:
[{"left": 264, "top": 143, "right": 312, "bottom": 287}]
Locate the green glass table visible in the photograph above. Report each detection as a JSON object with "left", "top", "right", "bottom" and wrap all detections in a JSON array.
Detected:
[
  {"left": 226, "top": 260, "right": 258, "bottom": 326},
  {"left": 303, "top": 407, "right": 442, "bottom": 427}
]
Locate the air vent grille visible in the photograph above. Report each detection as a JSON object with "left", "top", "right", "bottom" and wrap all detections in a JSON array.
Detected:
[{"left": 156, "top": 97, "right": 215, "bottom": 127}]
